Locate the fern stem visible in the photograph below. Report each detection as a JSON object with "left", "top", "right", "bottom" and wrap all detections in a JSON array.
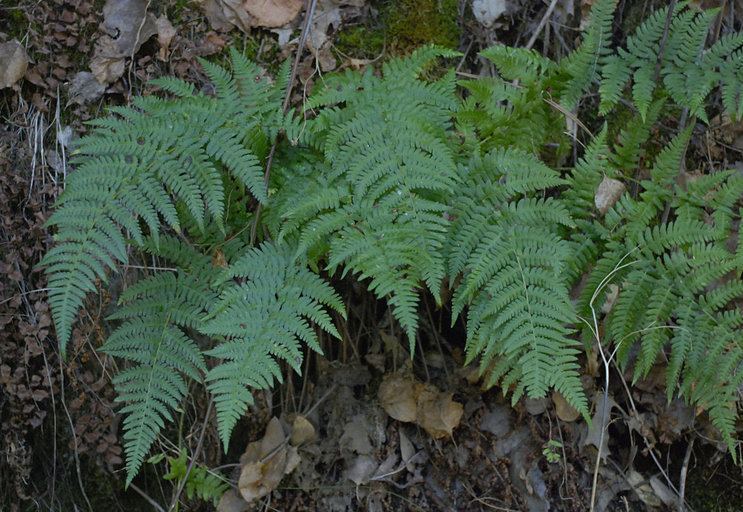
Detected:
[
  {"left": 653, "top": 0, "right": 679, "bottom": 84},
  {"left": 250, "top": 0, "right": 318, "bottom": 245}
]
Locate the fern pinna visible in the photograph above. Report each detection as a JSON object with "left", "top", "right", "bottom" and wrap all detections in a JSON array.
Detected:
[{"left": 40, "top": 0, "right": 743, "bottom": 487}]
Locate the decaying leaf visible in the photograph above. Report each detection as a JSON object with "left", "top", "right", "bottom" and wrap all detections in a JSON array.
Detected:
[
  {"left": 340, "top": 413, "right": 374, "bottom": 455},
  {"left": 156, "top": 15, "right": 177, "bottom": 60},
  {"left": 416, "top": 386, "right": 463, "bottom": 439},
  {"left": 245, "top": 0, "right": 304, "bottom": 27},
  {"left": 378, "top": 373, "right": 463, "bottom": 439},
  {"left": 0, "top": 40, "right": 29, "bottom": 89},
  {"left": 90, "top": 0, "right": 158, "bottom": 85},
  {"left": 237, "top": 417, "right": 300, "bottom": 504},
  {"left": 377, "top": 373, "right": 417, "bottom": 423},
  {"left": 216, "top": 489, "right": 249, "bottom": 512},
  {"left": 200, "top": 0, "right": 303, "bottom": 32},
  {"left": 472, "top": 0, "right": 509, "bottom": 27},
  {"left": 479, "top": 405, "right": 512, "bottom": 437},
  {"left": 582, "top": 393, "right": 617, "bottom": 461},
  {"left": 200, "top": 0, "right": 253, "bottom": 32},
  {"left": 345, "top": 454, "right": 377, "bottom": 485},
  {"left": 398, "top": 429, "right": 416, "bottom": 472},
  {"left": 68, "top": 72, "right": 106, "bottom": 105},
  {"left": 594, "top": 176, "right": 626, "bottom": 215},
  {"left": 290, "top": 414, "right": 316, "bottom": 446},
  {"left": 553, "top": 391, "right": 581, "bottom": 422}
]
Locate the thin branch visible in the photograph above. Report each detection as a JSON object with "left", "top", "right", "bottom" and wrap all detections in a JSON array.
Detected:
[
  {"left": 131, "top": 483, "right": 167, "bottom": 512},
  {"left": 526, "top": 0, "right": 560, "bottom": 50},
  {"left": 678, "top": 438, "right": 694, "bottom": 512},
  {"left": 653, "top": 0, "right": 678, "bottom": 84}
]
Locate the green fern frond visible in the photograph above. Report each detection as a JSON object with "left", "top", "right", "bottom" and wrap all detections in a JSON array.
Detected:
[
  {"left": 561, "top": 0, "right": 618, "bottom": 109},
  {"left": 447, "top": 147, "right": 586, "bottom": 414},
  {"left": 101, "top": 267, "right": 212, "bottom": 484},
  {"left": 480, "top": 45, "right": 556, "bottom": 84},
  {"left": 202, "top": 242, "right": 344, "bottom": 449},
  {"left": 286, "top": 47, "right": 459, "bottom": 349}
]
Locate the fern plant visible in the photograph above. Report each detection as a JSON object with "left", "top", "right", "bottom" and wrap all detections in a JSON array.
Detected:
[
  {"left": 41, "top": 51, "right": 344, "bottom": 485},
  {"left": 573, "top": 131, "right": 743, "bottom": 450},
  {"left": 40, "top": 48, "right": 292, "bottom": 356},
  {"left": 157, "top": 449, "right": 229, "bottom": 506},
  {"left": 40, "top": 0, "right": 743, "bottom": 489}
]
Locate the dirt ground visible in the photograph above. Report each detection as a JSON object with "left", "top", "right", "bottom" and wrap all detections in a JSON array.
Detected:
[{"left": 1, "top": 0, "right": 743, "bottom": 511}]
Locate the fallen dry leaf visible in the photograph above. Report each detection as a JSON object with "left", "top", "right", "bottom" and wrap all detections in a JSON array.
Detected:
[
  {"left": 582, "top": 393, "right": 617, "bottom": 461},
  {"left": 340, "top": 413, "right": 373, "bottom": 455},
  {"left": 155, "top": 15, "right": 177, "bottom": 61},
  {"left": 201, "top": 0, "right": 252, "bottom": 32},
  {"left": 90, "top": 0, "right": 158, "bottom": 84},
  {"left": 479, "top": 405, "right": 512, "bottom": 437},
  {"left": 216, "top": 489, "right": 249, "bottom": 512},
  {"left": 472, "top": 0, "right": 509, "bottom": 28},
  {"left": 68, "top": 72, "right": 106, "bottom": 105},
  {"left": 245, "top": 0, "right": 304, "bottom": 27},
  {"left": 378, "top": 373, "right": 417, "bottom": 423},
  {"left": 200, "top": 0, "right": 303, "bottom": 32},
  {"left": 552, "top": 391, "right": 581, "bottom": 422},
  {"left": 290, "top": 414, "right": 316, "bottom": 446},
  {"left": 594, "top": 176, "right": 625, "bottom": 215},
  {"left": 345, "top": 454, "right": 377, "bottom": 485},
  {"left": 378, "top": 373, "right": 463, "bottom": 439},
  {"left": 237, "top": 417, "right": 300, "bottom": 504},
  {"left": 416, "top": 386, "right": 463, "bottom": 439},
  {"left": 0, "top": 40, "right": 29, "bottom": 89},
  {"left": 399, "top": 428, "right": 416, "bottom": 472}
]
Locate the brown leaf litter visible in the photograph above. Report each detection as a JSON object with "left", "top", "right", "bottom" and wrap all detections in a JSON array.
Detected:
[{"left": 378, "top": 372, "right": 463, "bottom": 439}]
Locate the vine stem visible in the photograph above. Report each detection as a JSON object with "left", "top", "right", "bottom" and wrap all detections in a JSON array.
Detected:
[{"left": 250, "top": 0, "right": 318, "bottom": 245}]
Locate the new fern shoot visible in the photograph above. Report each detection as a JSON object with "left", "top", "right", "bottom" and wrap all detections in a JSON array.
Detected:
[{"left": 41, "top": 0, "right": 743, "bottom": 485}]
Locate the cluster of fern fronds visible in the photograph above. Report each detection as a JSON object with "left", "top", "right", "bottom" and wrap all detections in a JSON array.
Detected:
[{"left": 41, "top": 0, "right": 743, "bottom": 485}]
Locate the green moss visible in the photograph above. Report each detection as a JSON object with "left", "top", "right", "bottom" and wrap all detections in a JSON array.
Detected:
[
  {"left": 337, "top": 25, "right": 386, "bottom": 59},
  {"left": 336, "top": 0, "right": 461, "bottom": 58},
  {"left": 383, "top": 0, "right": 460, "bottom": 51}
]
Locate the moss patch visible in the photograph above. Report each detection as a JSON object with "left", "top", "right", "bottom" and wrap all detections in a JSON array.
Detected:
[
  {"left": 384, "top": 0, "right": 460, "bottom": 51},
  {"left": 336, "top": 0, "right": 461, "bottom": 58}
]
